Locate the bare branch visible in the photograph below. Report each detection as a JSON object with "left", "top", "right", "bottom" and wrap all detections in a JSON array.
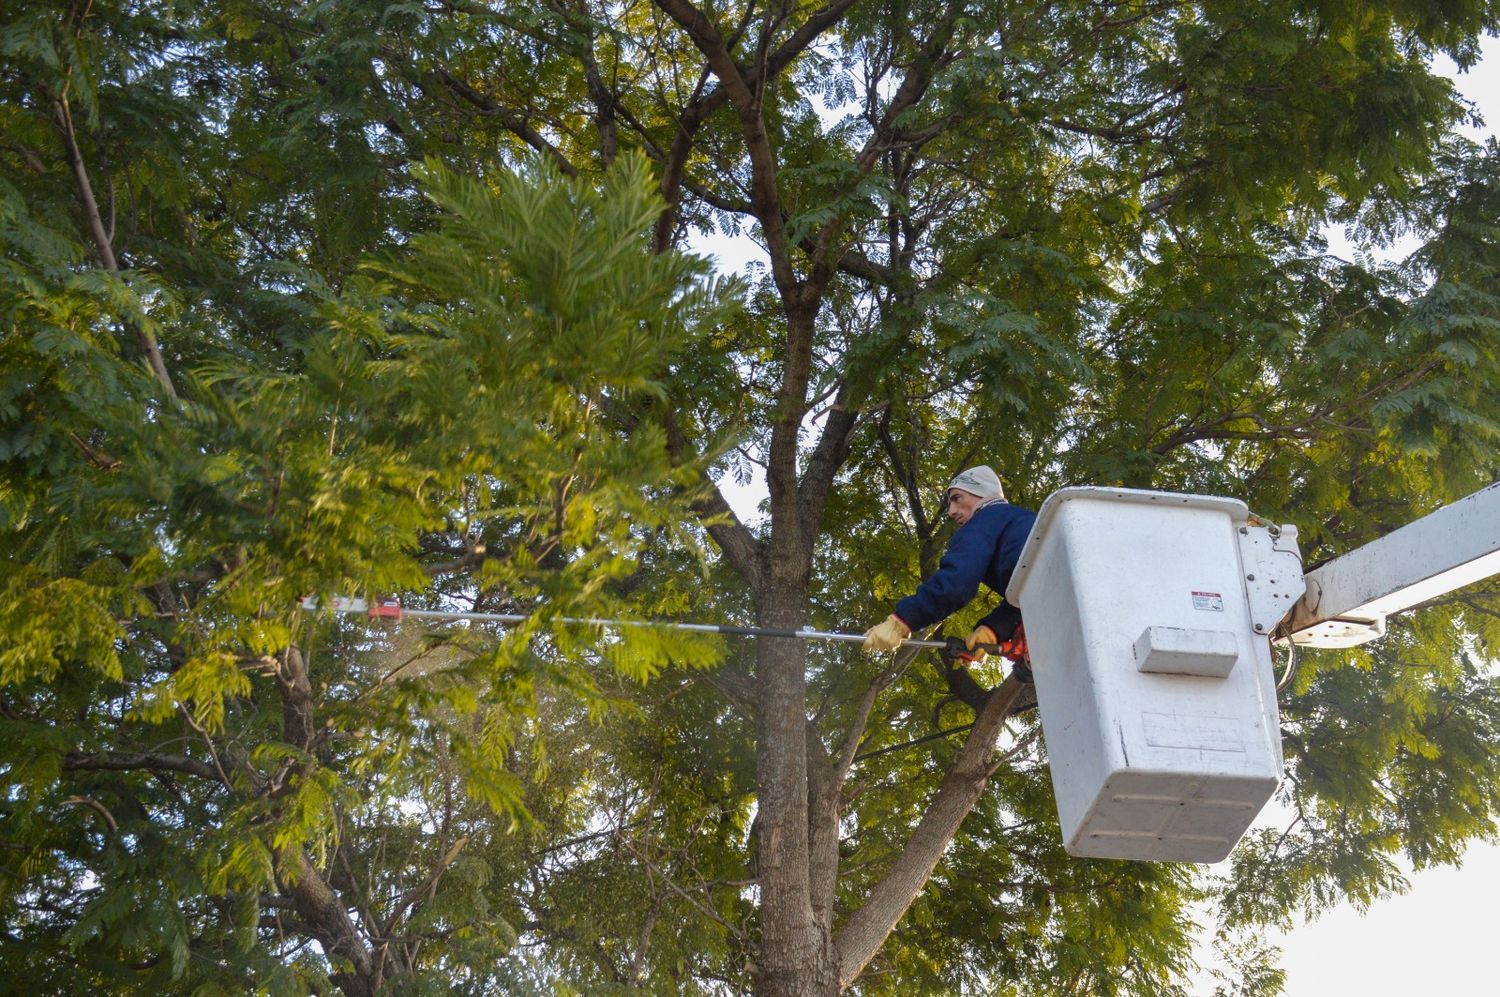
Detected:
[
  {"left": 51, "top": 95, "right": 176, "bottom": 396},
  {"left": 427, "top": 64, "right": 580, "bottom": 178},
  {"left": 382, "top": 836, "right": 469, "bottom": 936},
  {"left": 63, "top": 750, "right": 226, "bottom": 786},
  {"left": 62, "top": 795, "right": 118, "bottom": 836}
]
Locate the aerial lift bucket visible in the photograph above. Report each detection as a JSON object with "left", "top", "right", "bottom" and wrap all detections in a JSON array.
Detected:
[{"left": 1006, "top": 487, "right": 1305, "bottom": 863}]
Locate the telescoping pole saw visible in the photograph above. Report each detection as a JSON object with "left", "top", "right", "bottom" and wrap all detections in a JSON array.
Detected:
[{"left": 300, "top": 596, "right": 954, "bottom": 651}]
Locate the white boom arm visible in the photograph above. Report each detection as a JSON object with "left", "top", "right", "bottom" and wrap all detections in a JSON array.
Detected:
[{"left": 1285, "top": 482, "right": 1500, "bottom": 647}]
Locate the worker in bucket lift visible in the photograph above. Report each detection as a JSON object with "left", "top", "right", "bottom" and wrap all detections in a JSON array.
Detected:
[{"left": 862, "top": 465, "right": 1037, "bottom": 678}]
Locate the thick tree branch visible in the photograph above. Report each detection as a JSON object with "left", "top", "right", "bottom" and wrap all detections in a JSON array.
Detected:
[
  {"left": 563, "top": 0, "right": 619, "bottom": 166},
  {"left": 653, "top": 67, "right": 718, "bottom": 253},
  {"left": 834, "top": 676, "right": 1026, "bottom": 988},
  {"left": 654, "top": 0, "right": 801, "bottom": 305},
  {"left": 651, "top": 1, "right": 754, "bottom": 104},
  {"left": 421, "top": 550, "right": 487, "bottom": 577},
  {"left": 277, "top": 645, "right": 317, "bottom": 751},
  {"left": 282, "top": 847, "right": 380, "bottom": 997},
  {"left": 650, "top": 0, "right": 861, "bottom": 253},
  {"left": 806, "top": 4, "right": 962, "bottom": 291},
  {"left": 63, "top": 750, "right": 226, "bottom": 786},
  {"left": 806, "top": 722, "right": 842, "bottom": 936},
  {"left": 797, "top": 382, "right": 861, "bottom": 560},
  {"left": 835, "top": 246, "right": 900, "bottom": 285},
  {"left": 662, "top": 410, "right": 767, "bottom": 589},
  {"left": 697, "top": 484, "right": 769, "bottom": 591}
]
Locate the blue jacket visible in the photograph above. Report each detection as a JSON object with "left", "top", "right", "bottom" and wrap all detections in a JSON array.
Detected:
[{"left": 895, "top": 501, "right": 1037, "bottom": 637}]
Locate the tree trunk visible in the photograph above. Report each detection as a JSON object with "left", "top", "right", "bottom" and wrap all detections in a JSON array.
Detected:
[{"left": 753, "top": 570, "right": 839, "bottom": 997}]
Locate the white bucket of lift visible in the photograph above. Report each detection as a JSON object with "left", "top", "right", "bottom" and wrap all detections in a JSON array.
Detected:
[{"left": 1006, "top": 487, "right": 1304, "bottom": 863}]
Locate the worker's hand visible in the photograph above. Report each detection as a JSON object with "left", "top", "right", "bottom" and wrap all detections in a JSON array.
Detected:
[
  {"left": 863, "top": 614, "right": 911, "bottom": 652},
  {"left": 965, "top": 625, "right": 998, "bottom": 662}
]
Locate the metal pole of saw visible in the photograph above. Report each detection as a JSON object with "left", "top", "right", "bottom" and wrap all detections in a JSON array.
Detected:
[{"left": 305, "top": 597, "right": 952, "bottom": 651}]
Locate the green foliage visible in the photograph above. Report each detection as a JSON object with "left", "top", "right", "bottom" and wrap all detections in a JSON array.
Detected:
[
  {"left": 1219, "top": 612, "right": 1500, "bottom": 930},
  {"left": 0, "top": 566, "right": 127, "bottom": 684},
  {"left": 1, "top": 5, "right": 731, "bottom": 978}
]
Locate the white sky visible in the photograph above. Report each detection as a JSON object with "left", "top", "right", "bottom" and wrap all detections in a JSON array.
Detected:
[
  {"left": 1273, "top": 845, "right": 1500, "bottom": 994},
  {"left": 700, "top": 32, "right": 1500, "bottom": 997}
]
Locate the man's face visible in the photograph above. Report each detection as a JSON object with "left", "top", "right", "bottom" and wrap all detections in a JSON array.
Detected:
[{"left": 946, "top": 489, "right": 982, "bottom": 526}]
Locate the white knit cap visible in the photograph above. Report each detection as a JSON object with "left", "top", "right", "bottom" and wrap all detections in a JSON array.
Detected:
[{"left": 947, "top": 465, "right": 1004, "bottom": 501}]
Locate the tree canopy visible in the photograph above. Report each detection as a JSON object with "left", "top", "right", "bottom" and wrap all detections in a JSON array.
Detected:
[{"left": 3, "top": 1, "right": 1500, "bottom": 995}]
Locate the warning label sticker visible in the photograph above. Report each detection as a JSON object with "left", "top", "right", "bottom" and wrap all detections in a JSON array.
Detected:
[{"left": 1192, "top": 591, "right": 1224, "bottom": 612}]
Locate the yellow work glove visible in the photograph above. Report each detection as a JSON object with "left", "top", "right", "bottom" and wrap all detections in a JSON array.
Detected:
[
  {"left": 862, "top": 614, "right": 911, "bottom": 652},
  {"left": 965, "top": 625, "right": 998, "bottom": 663}
]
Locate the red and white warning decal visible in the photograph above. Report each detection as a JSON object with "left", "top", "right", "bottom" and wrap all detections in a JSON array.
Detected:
[{"left": 1191, "top": 591, "right": 1224, "bottom": 612}]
